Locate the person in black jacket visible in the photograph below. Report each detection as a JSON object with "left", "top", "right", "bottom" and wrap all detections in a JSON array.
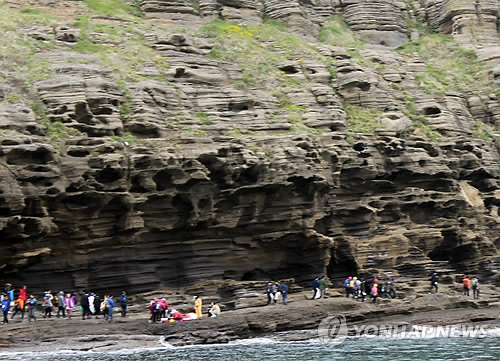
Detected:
[
  {"left": 429, "top": 272, "right": 438, "bottom": 294},
  {"left": 93, "top": 294, "right": 101, "bottom": 318},
  {"left": 81, "top": 292, "right": 90, "bottom": 319},
  {"left": 265, "top": 282, "right": 273, "bottom": 305}
]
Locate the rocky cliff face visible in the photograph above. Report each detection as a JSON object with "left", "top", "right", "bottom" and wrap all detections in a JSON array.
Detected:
[{"left": 0, "top": 0, "right": 499, "bottom": 294}]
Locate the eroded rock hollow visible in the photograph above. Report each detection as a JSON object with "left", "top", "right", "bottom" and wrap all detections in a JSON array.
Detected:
[{"left": 0, "top": 0, "right": 499, "bottom": 293}]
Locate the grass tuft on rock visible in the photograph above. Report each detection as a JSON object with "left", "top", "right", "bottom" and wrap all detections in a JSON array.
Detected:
[{"left": 396, "top": 34, "right": 491, "bottom": 96}]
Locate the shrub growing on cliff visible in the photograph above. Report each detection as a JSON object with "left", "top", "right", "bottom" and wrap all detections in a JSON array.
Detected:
[
  {"left": 200, "top": 19, "right": 320, "bottom": 88},
  {"left": 0, "top": 4, "right": 55, "bottom": 95},
  {"left": 319, "top": 15, "right": 365, "bottom": 49},
  {"left": 72, "top": 12, "right": 169, "bottom": 84},
  {"left": 83, "top": 0, "right": 142, "bottom": 18},
  {"left": 344, "top": 104, "right": 383, "bottom": 134},
  {"left": 396, "top": 34, "right": 491, "bottom": 96}
]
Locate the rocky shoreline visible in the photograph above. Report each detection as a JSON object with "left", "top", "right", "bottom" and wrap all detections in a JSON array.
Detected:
[{"left": 1, "top": 287, "right": 498, "bottom": 354}]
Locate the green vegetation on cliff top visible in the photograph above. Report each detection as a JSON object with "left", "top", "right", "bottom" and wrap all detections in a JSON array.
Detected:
[{"left": 396, "top": 34, "right": 492, "bottom": 96}]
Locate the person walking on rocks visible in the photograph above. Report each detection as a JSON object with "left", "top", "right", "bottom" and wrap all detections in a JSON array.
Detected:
[
  {"left": 194, "top": 296, "right": 202, "bottom": 319},
  {"left": 42, "top": 291, "right": 54, "bottom": 318},
  {"left": 3, "top": 283, "right": 13, "bottom": 302},
  {"left": 279, "top": 281, "right": 289, "bottom": 305},
  {"left": 266, "top": 282, "right": 273, "bottom": 305},
  {"left": 11, "top": 296, "right": 25, "bottom": 319},
  {"left": 64, "top": 293, "right": 75, "bottom": 320},
  {"left": 344, "top": 277, "right": 352, "bottom": 298},
  {"left": 1, "top": 293, "right": 10, "bottom": 324},
  {"left": 371, "top": 283, "right": 379, "bottom": 304},
  {"left": 56, "top": 291, "right": 65, "bottom": 318},
  {"left": 93, "top": 294, "right": 101, "bottom": 319},
  {"left": 312, "top": 277, "right": 320, "bottom": 299},
  {"left": 472, "top": 277, "right": 480, "bottom": 299},
  {"left": 319, "top": 276, "right": 327, "bottom": 299},
  {"left": 81, "top": 292, "right": 90, "bottom": 319},
  {"left": 27, "top": 294, "right": 37, "bottom": 322},
  {"left": 463, "top": 276, "right": 471, "bottom": 296},
  {"left": 429, "top": 272, "right": 438, "bottom": 294},
  {"left": 88, "top": 293, "right": 96, "bottom": 316},
  {"left": 120, "top": 291, "right": 129, "bottom": 318},
  {"left": 271, "top": 282, "right": 279, "bottom": 303},
  {"left": 106, "top": 295, "right": 116, "bottom": 322},
  {"left": 360, "top": 279, "right": 367, "bottom": 302},
  {"left": 18, "top": 285, "right": 27, "bottom": 303}
]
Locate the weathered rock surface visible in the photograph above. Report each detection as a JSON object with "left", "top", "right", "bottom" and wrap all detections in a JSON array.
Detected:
[{"left": 0, "top": 0, "right": 499, "bottom": 295}]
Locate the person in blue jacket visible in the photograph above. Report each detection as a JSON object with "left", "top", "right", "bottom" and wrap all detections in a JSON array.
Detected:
[
  {"left": 279, "top": 282, "right": 289, "bottom": 305},
  {"left": 119, "top": 291, "right": 129, "bottom": 318},
  {"left": 106, "top": 295, "right": 116, "bottom": 322},
  {"left": 1, "top": 294, "right": 11, "bottom": 324}
]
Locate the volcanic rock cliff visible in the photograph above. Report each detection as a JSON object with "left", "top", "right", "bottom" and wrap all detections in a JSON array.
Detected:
[{"left": 0, "top": 0, "right": 499, "bottom": 294}]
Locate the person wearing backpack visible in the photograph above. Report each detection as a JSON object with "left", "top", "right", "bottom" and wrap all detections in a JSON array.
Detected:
[
  {"left": 42, "top": 290, "right": 54, "bottom": 318},
  {"left": 344, "top": 277, "right": 352, "bottom": 298},
  {"left": 119, "top": 291, "right": 129, "bottom": 318}
]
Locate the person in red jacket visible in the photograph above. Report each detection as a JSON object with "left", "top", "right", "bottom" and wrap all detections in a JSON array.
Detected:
[
  {"left": 18, "top": 285, "right": 27, "bottom": 301},
  {"left": 463, "top": 276, "right": 471, "bottom": 296}
]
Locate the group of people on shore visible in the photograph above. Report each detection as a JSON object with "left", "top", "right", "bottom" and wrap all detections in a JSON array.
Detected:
[
  {"left": 2, "top": 273, "right": 482, "bottom": 325},
  {"left": 340, "top": 276, "right": 396, "bottom": 304},
  {"left": 148, "top": 296, "right": 221, "bottom": 323},
  {"left": 462, "top": 276, "right": 480, "bottom": 299},
  {"left": 1, "top": 283, "right": 129, "bottom": 325},
  {"left": 265, "top": 281, "right": 289, "bottom": 305},
  {"left": 428, "top": 272, "right": 480, "bottom": 299}
]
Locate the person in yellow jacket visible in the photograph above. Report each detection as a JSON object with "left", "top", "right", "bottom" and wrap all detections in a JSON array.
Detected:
[{"left": 194, "top": 296, "right": 202, "bottom": 319}]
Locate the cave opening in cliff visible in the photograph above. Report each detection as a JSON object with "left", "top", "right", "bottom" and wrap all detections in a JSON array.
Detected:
[
  {"left": 424, "top": 107, "right": 441, "bottom": 116},
  {"left": 96, "top": 167, "right": 121, "bottom": 183},
  {"left": 279, "top": 65, "right": 299, "bottom": 74},
  {"left": 241, "top": 268, "right": 271, "bottom": 281},
  {"left": 326, "top": 240, "right": 358, "bottom": 285}
]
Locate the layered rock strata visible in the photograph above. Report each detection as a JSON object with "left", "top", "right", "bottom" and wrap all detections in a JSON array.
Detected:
[{"left": 0, "top": 0, "right": 499, "bottom": 294}]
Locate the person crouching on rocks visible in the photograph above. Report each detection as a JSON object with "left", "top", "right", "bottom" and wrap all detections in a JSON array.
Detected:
[
  {"left": 168, "top": 308, "right": 183, "bottom": 322},
  {"left": 208, "top": 302, "right": 221, "bottom": 318}
]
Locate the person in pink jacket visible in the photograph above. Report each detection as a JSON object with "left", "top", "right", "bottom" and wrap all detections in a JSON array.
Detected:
[
  {"left": 371, "top": 284, "right": 379, "bottom": 304},
  {"left": 64, "top": 293, "right": 75, "bottom": 320}
]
